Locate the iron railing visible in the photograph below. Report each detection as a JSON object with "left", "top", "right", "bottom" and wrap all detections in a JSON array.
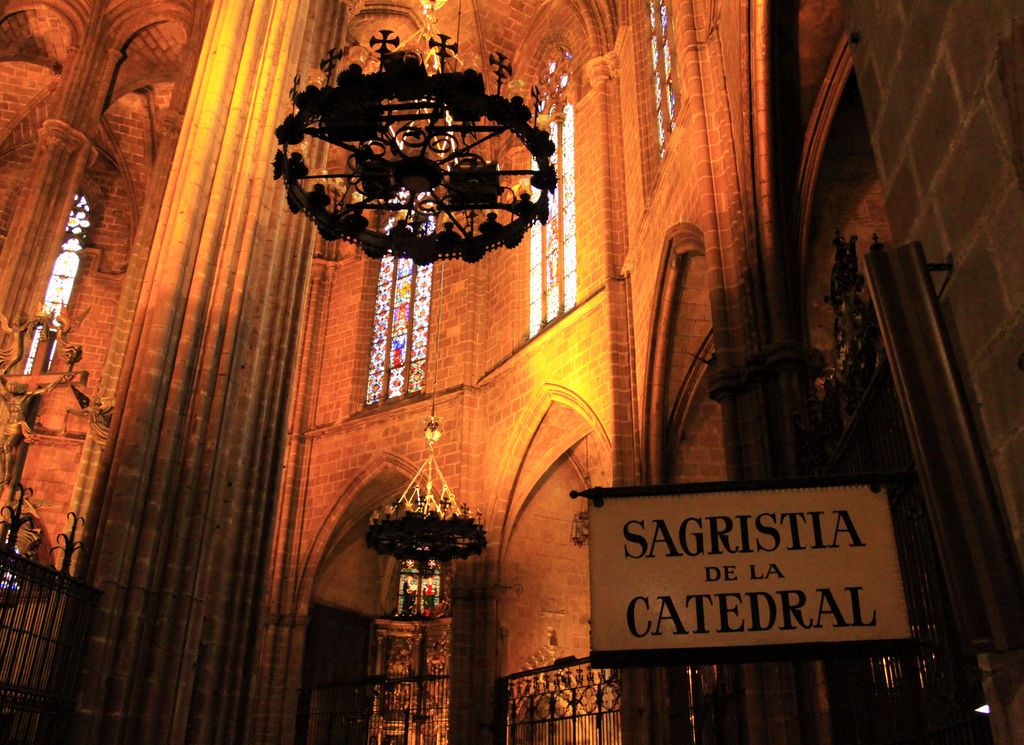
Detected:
[
  {"left": 822, "top": 365, "right": 993, "bottom": 745},
  {"left": 299, "top": 674, "right": 449, "bottom": 745},
  {"left": 499, "top": 657, "right": 621, "bottom": 745},
  {"left": 0, "top": 544, "right": 100, "bottom": 745},
  {"left": 664, "top": 664, "right": 744, "bottom": 745}
]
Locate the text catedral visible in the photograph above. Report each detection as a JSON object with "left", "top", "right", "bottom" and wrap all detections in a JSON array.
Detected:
[{"left": 626, "top": 586, "right": 878, "bottom": 638}]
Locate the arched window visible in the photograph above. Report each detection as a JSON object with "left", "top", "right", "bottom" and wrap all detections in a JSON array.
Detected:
[
  {"left": 529, "top": 52, "right": 576, "bottom": 338},
  {"left": 649, "top": 0, "right": 676, "bottom": 156},
  {"left": 24, "top": 193, "right": 90, "bottom": 373},
  {"left": 366, "top": 255, "right": 433, "bottom": 404},
  {"left": 397, "top": 559, "right": 443, "bottom": 618}
]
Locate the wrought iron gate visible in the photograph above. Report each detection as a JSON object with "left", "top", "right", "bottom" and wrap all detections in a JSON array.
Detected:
[
  {"left": 499, "top": 657, "right": 621, "bottom": 745},
  {"left": 299, "top": 674, "right": 449, "bottom": 745},
  {"left": 804, "top": 235, "right": 993, "bottom": 745},
  {"left": 664, "top": 664, "right": 744, "bottom": 745},
  {"left": 0, "top": 544, "right": 99, "bottom": 745},
  {"left": 817, "top": 367, "right": 993, "bottom": 745}
]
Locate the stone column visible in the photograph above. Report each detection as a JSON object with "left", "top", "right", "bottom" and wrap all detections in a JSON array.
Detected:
[
  {"left": 449, "top": 565, "right": 499, "bottom": 745},
  {"left": 67, "top": 2, "right": 207, "bottom": 527},
  {"left": 71, "top": 0, "right": 318, "bottom": 742},
  {"left": 582, "top": 51, "right": 639, "bottom": 486}
]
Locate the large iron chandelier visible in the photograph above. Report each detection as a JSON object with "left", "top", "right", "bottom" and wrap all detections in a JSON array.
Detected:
[
  {"left": 366, "top": 416, "right": 486, "bottom": 562},
  {"left": 274, "top": 30, "right": 558, "bottom": 265}
]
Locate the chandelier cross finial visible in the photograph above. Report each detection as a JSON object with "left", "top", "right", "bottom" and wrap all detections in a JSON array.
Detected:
[
  {"left": 370, "top": 30, "right": 400, "bottom": 60},
  {"left": 429, "top": 34, "right": 458, "bottom": 72}
]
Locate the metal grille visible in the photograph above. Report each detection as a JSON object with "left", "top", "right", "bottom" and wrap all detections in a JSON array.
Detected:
[
  {"left": 823, "top": 366, "right": 993, "bottom": 745},
  {"left": 0, "top": 545, "right": 100, "bottom": 745},
  {"left": 665, "top": 664, "right": 744, "bottom": 745},
  {"left": 500, "top": 657, "right": 621, "bottom": 745},
  {"left": 300, "top": 674, "right": 449, "bottom": 745}
]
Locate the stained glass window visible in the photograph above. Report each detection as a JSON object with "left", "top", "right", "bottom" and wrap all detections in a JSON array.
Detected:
[
  {"left": 529, "top": 52, "right": 576, "bottom": 338},
  {"left": 24, "top": 193, "right": 90, "bottom": 373},
  {"left": 649, "top": 0, "right": 676, "bottom": 156},
  {"left": 367, "top": 255, "right": 433, "bottom": 404},
  {"left": 397, "top": 559, "right": 443, "bottom": 618}
]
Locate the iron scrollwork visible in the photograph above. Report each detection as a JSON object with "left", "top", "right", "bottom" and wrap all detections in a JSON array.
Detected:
[{"left": 274, "top": 31, "right": 558, "bottom": 265}]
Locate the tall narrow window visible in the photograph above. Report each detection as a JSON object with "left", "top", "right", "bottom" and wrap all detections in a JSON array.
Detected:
[
  {"left": 529, "top": 53, "right": 576, "bottom": 338},
  {"left": 649, "top": 0, "right": 676, "bottom": 156},
  {"left": 24, "top": 193, "right": 90, "bottom": 373},
  {"left": 366, "top": 255, "right": 433, "bottom": 404}
]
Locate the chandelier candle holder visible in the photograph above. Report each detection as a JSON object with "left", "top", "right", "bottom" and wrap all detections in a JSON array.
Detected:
[
  {"left": 367, "top": 416, "right": 486, "bottom": 562},
  {"left": 274, "top": 30, "right": 558, "bottom": 265}
]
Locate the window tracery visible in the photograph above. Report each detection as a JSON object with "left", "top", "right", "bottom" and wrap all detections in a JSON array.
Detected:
[
  {"left": 24, "top": 193, "right": 90, "bottom": 373},
  {"left": 529, "top": 51, "right": 576, "bottom": 338},
  {"left": 649, "top": 0, "right": 677, "bottom": 156},
  {"left": 397, "top": 559, "right": 444, "bottom": 618},
  {"left": 366, "top": 255, "right": 433, "bottom": 404}
]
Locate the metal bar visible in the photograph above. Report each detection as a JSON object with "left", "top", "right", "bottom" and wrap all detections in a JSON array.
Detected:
[
  {"left": 570, "top": 470, "right": 917, "bottom": 504},
  {"left": 0, "top": 545, "right": 99, "bottom": 742}
]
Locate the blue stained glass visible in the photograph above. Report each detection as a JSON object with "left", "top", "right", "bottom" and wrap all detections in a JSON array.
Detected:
[
  {"left": 388, "top": 366, "right": 405, "bottom": 398},
  {"left": 368, "top": 257, "right": 432, "bottom": 402},
  {"left": 367, "top": 370, "right": 385, "bottom": 403},
  {"left": 391, "top": 302, "right": 409, "bottom": 366},
  {"left": 395, "top": 277, "right": 412, "bottom": 305},
  {"left": 649, "top": 0, "right": 674, "bottom": 151},
  {"left": 398, "top": 559, "right": 442, "bottom": 616},
  {"left": 391, "top": 330, "right": 408, "bottom": 368},
  {"left": 409, "top": 359, "right": 426, "bottom": 392},
  {"left": 367, "top": 256, "right": 396, "bottom": 404}
]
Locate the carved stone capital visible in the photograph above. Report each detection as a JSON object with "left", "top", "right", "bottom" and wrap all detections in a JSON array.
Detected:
[
  {"left": 584, "top": 52, "right": 619, "bottom": 87},
  {"left": 707, "top": 366, "right": 743, "bottom": 402},
  {"left": 37, "top": 119, "right": 90, "bottom": 156},
  {"left": 156, "top": 109, "right": 184, "bottom": 138}
]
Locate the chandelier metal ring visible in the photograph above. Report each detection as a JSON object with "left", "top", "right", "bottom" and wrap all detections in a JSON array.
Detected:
[{"left": 273, "top": 34, "right": 559, "bottom": 265}]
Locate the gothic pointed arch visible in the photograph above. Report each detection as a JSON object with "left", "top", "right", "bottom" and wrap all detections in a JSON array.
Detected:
[
  {"left": 0, "top": 83, "right": 59, "bottom": 155},
  {"left": 0, "top": 4, "right": 80, "bottom": 66},
  {"left": 641, "top": 222, "right": 709, "bottom": 482},
  {"left": 795, "top": 37, "right": 854, "bottom": 322},
  {"left": 299, "top": 450, "right": 419, "bottom": 610},
  {"left": 492, "top": 383, "right": 612, "bottom": 561}
]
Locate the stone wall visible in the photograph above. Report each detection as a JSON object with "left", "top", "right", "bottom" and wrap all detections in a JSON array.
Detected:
[{"left": 840, "top": 0, "right": 1024, "bottom": 570}]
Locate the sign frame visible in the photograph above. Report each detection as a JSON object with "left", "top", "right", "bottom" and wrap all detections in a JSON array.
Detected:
[{"left": 576, "top": 472, "right": 920, "bottom": 668}]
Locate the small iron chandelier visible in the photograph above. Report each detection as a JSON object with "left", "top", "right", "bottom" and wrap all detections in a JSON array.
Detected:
[
  {"left": 366, "top": 416, "right": 486, "bottom": 562},
  {"left": 274, "top": 29, "right": 558, "bottom": 265}
]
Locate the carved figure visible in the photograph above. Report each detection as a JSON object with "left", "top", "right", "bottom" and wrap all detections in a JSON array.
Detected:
[
  {"left": 0, "top": 372, "right": 72, "bottom": 484},
  {"left": 51, "top": 308, "right": 88, "bottom": 370},
  {"left": 67, "top": 386, "right": 115, "bottom": 446},
  {"left": 0, "top": 315, "right": 33, "bottom": 374}
]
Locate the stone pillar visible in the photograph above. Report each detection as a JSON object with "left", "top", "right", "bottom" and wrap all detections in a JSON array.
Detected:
[
  {"left": 67, "top": 5, "right": 206, "bottom": 525},
  {"left": 686, "top": 0, "right": 813, "bottom": 741},
  {"left": 582, "top": 51, "right": 638, "bottom": 487},
  {"left": 449, "top": 560, "right": 499, "bottom": 745},
  {"left": 71, "top": 0, "right": 318, "bottom": 742}
]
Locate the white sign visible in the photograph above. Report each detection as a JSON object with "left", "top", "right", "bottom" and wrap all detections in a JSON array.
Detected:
[{"left": 589, "top": 484, "right": 911, "bottom": 659}]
